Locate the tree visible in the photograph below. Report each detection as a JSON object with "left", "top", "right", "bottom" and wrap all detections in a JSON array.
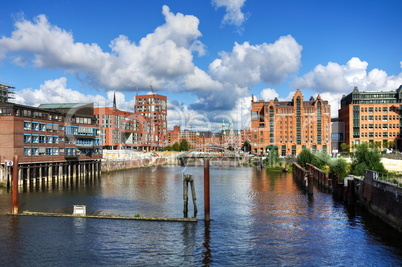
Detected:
[
  {"left": 340, "top": 143, "right": 350, "bottom": 152},
  {"left": 179, "top": 139, "right": 190, "bottom": 151},
  {"left": 164, "top": 146, "right": 173, "bottom": 151},
  {"left": 172, "top": 142, "right": 180, "bottom": 151},
  {"left": 350, "top": 143, "right": 387, "bottom": 176}
]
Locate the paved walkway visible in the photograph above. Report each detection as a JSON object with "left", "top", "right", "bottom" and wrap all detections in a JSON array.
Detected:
[{"left": 381, "top": 158, "right": 402, "bottom": 172}]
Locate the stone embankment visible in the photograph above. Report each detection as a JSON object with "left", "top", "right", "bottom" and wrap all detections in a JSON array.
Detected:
[
  {"left": 294, "top": 159, "right": 402, "bottom": 232},
  {"left": 101, "top": 150, "right": 180, "bottom": 172}
]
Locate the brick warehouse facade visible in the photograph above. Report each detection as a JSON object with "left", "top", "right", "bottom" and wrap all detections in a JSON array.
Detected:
[
  {"left": 339, "top": 86, "right": 402, "bottom": 151},
  {"left": 250, "top": 89, "right": 332, "bottom": 156},
  {"left": 0, "top": 83, "right": 102, "bottom": 182},
  {"left": 94, "top": 107, "right": 156, "bottom": 151}
]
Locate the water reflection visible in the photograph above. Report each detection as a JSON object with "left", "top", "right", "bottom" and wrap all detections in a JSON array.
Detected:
[
  {"left": 202, "top": 221, "right": 212, "bottom": 266},
  {"left": 0, "top": 166, "right": 401, "bottom": 265}
]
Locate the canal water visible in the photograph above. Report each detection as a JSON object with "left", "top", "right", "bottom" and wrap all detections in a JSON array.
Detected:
[{"left": 0, "top": 165, "right": 402, "bottom": 266}]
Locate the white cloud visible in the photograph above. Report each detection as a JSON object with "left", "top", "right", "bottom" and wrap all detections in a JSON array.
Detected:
[
  {"left": 0, "top": 6, "right": 204, "bottom": 91},
  {"left": 212, "top": 0, "right": 248, "bottom": 27},
  {"left": 293, "top": 57, "right": 402, "bottom": 94},
  {"left": 209, "top": 35, "right": 302, "bottom": 87},
  {"left": 319, "top": 92, "right": 343, "bottom": 118},
  {"left": 292, "top": 57, "right": 402, "bottom": 117},
  {"left": 260, "top": 88, "right": 279, "bottom": 101},
  {"left": 14, "top": 77, "right": 134, "bottom": 111},
  {"left": 182, "top": 67, "right": 223, "bottom": 91}
]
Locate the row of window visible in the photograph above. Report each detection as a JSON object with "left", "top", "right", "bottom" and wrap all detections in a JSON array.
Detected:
[
  {"left": 23, "top": 147, "right": 61, "bottom": 156},
  {"left": 24, "top": 134, "right": 61, "bottom": 144},
  {"left": 65, "top": 126, "right": 96, "bottom": 136},
  {"left": 16, "top": 109, "right": 62, "bottom": 121},
  {"left": 360, "top": 124, "right": 400, "bottom": 129},
  {"left": 360, "top": 115, "right": 400, "bottom": 121},
  {"left": 24, "top": 121, "right": 59, "bottom": 132},
  {"left": 359, "top": 132, "right": 399, "bottom": 138}
]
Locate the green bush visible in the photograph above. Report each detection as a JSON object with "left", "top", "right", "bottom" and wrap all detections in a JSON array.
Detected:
[
  {"left": 296, "top": 149, "right": 315, "bottom": 168},
  {"left": 350, "top": 143, "right": 387, "bottom": 176},
  {"left": 329, "top": 158, "right": 348, "bottom": 182}
]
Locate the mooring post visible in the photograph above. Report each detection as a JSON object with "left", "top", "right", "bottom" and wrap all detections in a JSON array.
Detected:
[
  {"left": 190, "top": 177, "right": 198, "bottom": 217},
  {"left": 307, "top": 172, "right": 313, "bottom": 195},
  {"left": 183, "top": 174, "right": 189, "bottom": 218},
  {"left": 204, "top": 159, "right": 210, "bottom": 222},
  {"left": 12, "top": 155, "right": 19, "bottom": 214}
]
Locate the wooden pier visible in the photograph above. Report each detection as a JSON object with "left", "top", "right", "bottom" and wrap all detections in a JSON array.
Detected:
[{"left": 11, "top": 211, "right": 198, "bottom": 222}]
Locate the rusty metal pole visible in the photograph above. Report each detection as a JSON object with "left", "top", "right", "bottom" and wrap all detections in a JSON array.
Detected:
[
  {"left": 204, "top": 159, "right": 210, "bottom": 222},
  {"left": 12, "top": 155, "right": 19, "bottom": 214}
]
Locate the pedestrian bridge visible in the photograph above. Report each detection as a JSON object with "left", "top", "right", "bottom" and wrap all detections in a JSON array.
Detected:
[{"left": 176, "top": 146, "right": 252, "bottom": 166}]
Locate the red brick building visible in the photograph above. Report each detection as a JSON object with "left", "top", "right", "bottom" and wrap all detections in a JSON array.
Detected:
[
  {"left": 94, "top": 107, "right": 156, "bottom": 151},
  {"left": 94, "top": 93, "right": 167, "bottom": 151},
  {"left": 0, "top": 83, "right": 102, "bottom": 181},
  {"left": 338, "top": 86, "right": 402, "bottom": 151},
  {"left": 250, "top": 89, "right": 331, "bottom": 156},
  {"left": 167, "top": 125, "right": 249, "bottom": 151},
  {"left": 134, "top": 94, "right": 167, "bottom": 149}
]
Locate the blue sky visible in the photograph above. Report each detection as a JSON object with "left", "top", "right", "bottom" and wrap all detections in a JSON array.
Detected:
[{"left": 1, "top": 0, "right": 402, "bottom": 130}]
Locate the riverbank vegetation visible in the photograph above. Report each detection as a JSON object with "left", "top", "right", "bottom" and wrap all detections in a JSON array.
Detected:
[{"left": 296, "top": 142, "right": 387, "bottom": 182}]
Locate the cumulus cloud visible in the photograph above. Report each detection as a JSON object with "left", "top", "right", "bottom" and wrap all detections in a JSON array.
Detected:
[
  {"left": 1, "top": 6, "right": 308, "bottom": 130},
  {"left": 14, "top": 77, "right": 134, "bottom": 111},
  {"left": 293, "top": 57, "right": 402, "bottom": 93},
  {"left": 209, "top": 35, "right": 302, "bottom": 87},
  {"left": 292, "top": 57, "right": 402, "bottom": 117},
  {"left": 182, "top": 35, "right": 302, "bottom": 113},
  {"left": 260, "top": 88, "right": 279, "bottom": 101},
  {"left": 0, "top": 6, "right": 204, "bottom": 91},
  {"left": 212, "top": 0, "right": 248, "bottom": 27}
]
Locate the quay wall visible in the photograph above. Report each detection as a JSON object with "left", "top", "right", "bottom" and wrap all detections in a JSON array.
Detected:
[
  {"left": 332, "top": 170, "right": 402, "bottom": 232},
  {"left": 101, "top": 156, "right": 179, "bottom": 172}
]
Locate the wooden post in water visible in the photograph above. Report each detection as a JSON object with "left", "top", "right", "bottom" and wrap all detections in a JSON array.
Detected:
[
  {"left": 183, "top": 174, "right": 189, "bottom": 217},
  {"left": 12, "top": 155, "right": 19, "bottom": 214},
  {"left": 204, "top": 159, "right": 210, "bottom": 222},
  {"left": 183, "top": 174, "right": 198, "bottom": 218},
  {"left": 307, "top": 172, "right": 313, "bottom": 195},
  {"left": 190, "top": 176, "right": 197, "bottom": 217}
]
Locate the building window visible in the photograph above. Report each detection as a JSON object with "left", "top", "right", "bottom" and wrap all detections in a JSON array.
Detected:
[
  {"left": 24, "top": 148, "right": 31, "bottom": 156},
  {"left": 24, "top": 121, "right": 31, "bottom": 130},
  {"left": 24, "top": 134, "right": 31, "bottom": 143}
]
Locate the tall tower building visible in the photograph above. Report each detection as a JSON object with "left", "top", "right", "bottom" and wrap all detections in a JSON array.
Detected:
[{"left": 134, "top": 94, "right": 167, "bottom": 149}]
